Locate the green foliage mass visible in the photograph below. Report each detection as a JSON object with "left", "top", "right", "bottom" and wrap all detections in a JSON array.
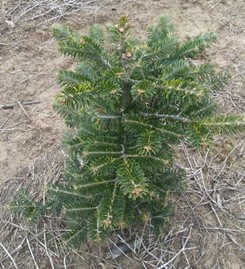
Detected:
[{"left": 11, "top": 16, "right": 245, "bottom": 246}]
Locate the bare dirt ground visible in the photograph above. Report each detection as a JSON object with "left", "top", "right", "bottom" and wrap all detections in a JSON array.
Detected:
[{"left": 0, "top": 0, "right": 244, "bottom": 268}]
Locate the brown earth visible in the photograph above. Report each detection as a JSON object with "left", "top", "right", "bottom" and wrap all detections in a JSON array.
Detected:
[{"left": 0, "top": 0, "right": 244, "bottom": 268}]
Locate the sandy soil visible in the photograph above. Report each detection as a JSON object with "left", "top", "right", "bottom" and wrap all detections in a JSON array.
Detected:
[{"left": 0, "top": 0, "right": 244, "bottom": 268}]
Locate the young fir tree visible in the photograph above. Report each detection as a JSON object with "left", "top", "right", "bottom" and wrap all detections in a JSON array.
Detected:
[{"left": 12, "top": 16, "right": 245, "bottom": 246}]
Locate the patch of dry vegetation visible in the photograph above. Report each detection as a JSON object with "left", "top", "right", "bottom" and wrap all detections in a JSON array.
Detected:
[
  {"left": 1, "top": 0, "right": 100, "bottom": 27},
  {"left": 1, "top": 140, "right": 244, "bottom": 268}
]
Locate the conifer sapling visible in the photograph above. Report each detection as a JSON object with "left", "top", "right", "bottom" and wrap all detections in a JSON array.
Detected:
[{"left": 12, "top": 16, "right": 245, "bottom": 246}]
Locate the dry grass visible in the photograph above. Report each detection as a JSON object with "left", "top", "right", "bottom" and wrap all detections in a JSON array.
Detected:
[
  {"left": 1, "top": 0, "right": 100, "bottom": 27},
  {"left": 0, "top": 138, "right": 244, "bottom": 269}
]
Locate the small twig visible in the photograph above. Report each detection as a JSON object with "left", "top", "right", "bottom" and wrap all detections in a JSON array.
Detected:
[
  {"left": 0, "top": 100, "right": 40, "bottom": 109},
  {"left": 108, "top": 238, "right": 133, "bottom": 261},
  {"left": 157, "top": 225, "right": 193, "bottom": 269},
  {"left": 121, "top": 0, "right": 137, "bottom": 7},
  {"left": 2, "top": 220, "right": 56, "bottom": 255},
  {"left": 26, "top": 237, "right": 40, "bottom": 269},
  {"left": 17, "top": 101, "right": 31, "bottom": 120},
  {"left": 0, "top": 241, "right": 19, "bottom": 269},
  {"left": 71, "top": 249, "right": 86, "bottom": 261},
  {"left": 17, "top": 2, "right": 40, "bottom": 20},
  {"left": 42, "top": 224, "right": 56, "bottom": 269},
  {"left": 226, "top": 234, "right": 245, "bottom": 250},
  {"left": 201, "top": 226, "right": 245, "bottom": 233},
  {"left": 0, "top": 238, "right": 25, "bottom": 263},
  {"left": 210, "top": 0, "right": 222, "bottom": 10},
  {"left": 209, "top": 202, "right": 223, "bottom": 227},
  {"left": 98, "top": 263, "right": 107, "bottom": 269},
  {"left": 63, "top": 256, "right": 68, "bottom": 269},
  {"left": 0, "top": 112, "right": 13, "bottom": 129}
]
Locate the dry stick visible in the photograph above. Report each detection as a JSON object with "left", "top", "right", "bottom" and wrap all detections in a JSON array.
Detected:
[
  {"left": 216, "top": 140, "right": 245, "bottom": 178},
  {"left": 43, "top": 224, "right": 56, "bottom": 269},
  {"left": 225, "top": 216, "right": 245, "bottom": 233},
  {"left": 26, "top": 237, "right": 40, "bottom": 269},
  {"left": 121, "top": 0, "right": 137, "bottom": 7},
  {"left": 210, "top": 0, "right": 223, "bottom": 10},
  {"left": 17, "top": 101, "right": 31, "bottom": 120},
  {"left": 21, "top": 5, "right": 63, "bottom": 22},
  {"left": 72, "top": 249, "right": 86, "bottom": 261},
  {"left": 198, "top": 168, "right": 222, "bottom": 210},
  {"left": 202, "top": 226, "right": 244, "bottom": 233},
  {"left": 98, "top": 263, "right": 107, "bottom": 269},
  {"left": 209, "top": 202, "right": 223, "bottom": 227},
  {"left": 150, "top": 230, "right": 176, "bottom": 265},
  {"left": 182, "top": 247, "right": 191, "bottom": 268},
  {"left": 0, "top": 112, "right": 13, "bottom": 129},
  {"left": 225, "top": 90, "right": 244, "bottom": 113},
  {"left": 17, "top": 2, "right": 40, "bottom": 19},
  {"left": 0, "top": 238, "right": 26, "bottom": 263},
  {"left": 157, "top": 225, "right": 193, "bottom": 269},
  {"left": 0, "top": 100, "right": 40, "bottom": 109},
  {"left": 181, "top": 192, "right": 203, "bottom": 231},
  {"left": 180, "top": 142, "right": 194, "bottom": 169},
  {"left": 140, "top": 240, "right": 160, "bottom": 264},
  {"left": 0, "top": 242, "right": 19, "bottom": 269},
  {"left": 3, "top": 220, "right": 56, "bottom": 256},
  {"left": 108, "top": 238, "right": 133, "bottom": 261},
  {"left": 157, "top": 251, "right": 172, "bottom": 267},
  {"left": 141, "top": 260, "right": 155, "bottom": 269},
  {"left": 196, "top": 165, "right": 225, "bottom": 226},
  {"left": 63, "top": 255, "right": 68, "bottom": 269},
  {"left": 220, "top": 236, "right": 237, "bottom": 249},
  {"left": 0, "top": 260, "right": 6, "bottom": 269},
  {"left": 226, "top": 234, "right": 245, "bottom": 250},
  {"left": 7, "top": 1, "right": 21, "bottom": 16}
]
